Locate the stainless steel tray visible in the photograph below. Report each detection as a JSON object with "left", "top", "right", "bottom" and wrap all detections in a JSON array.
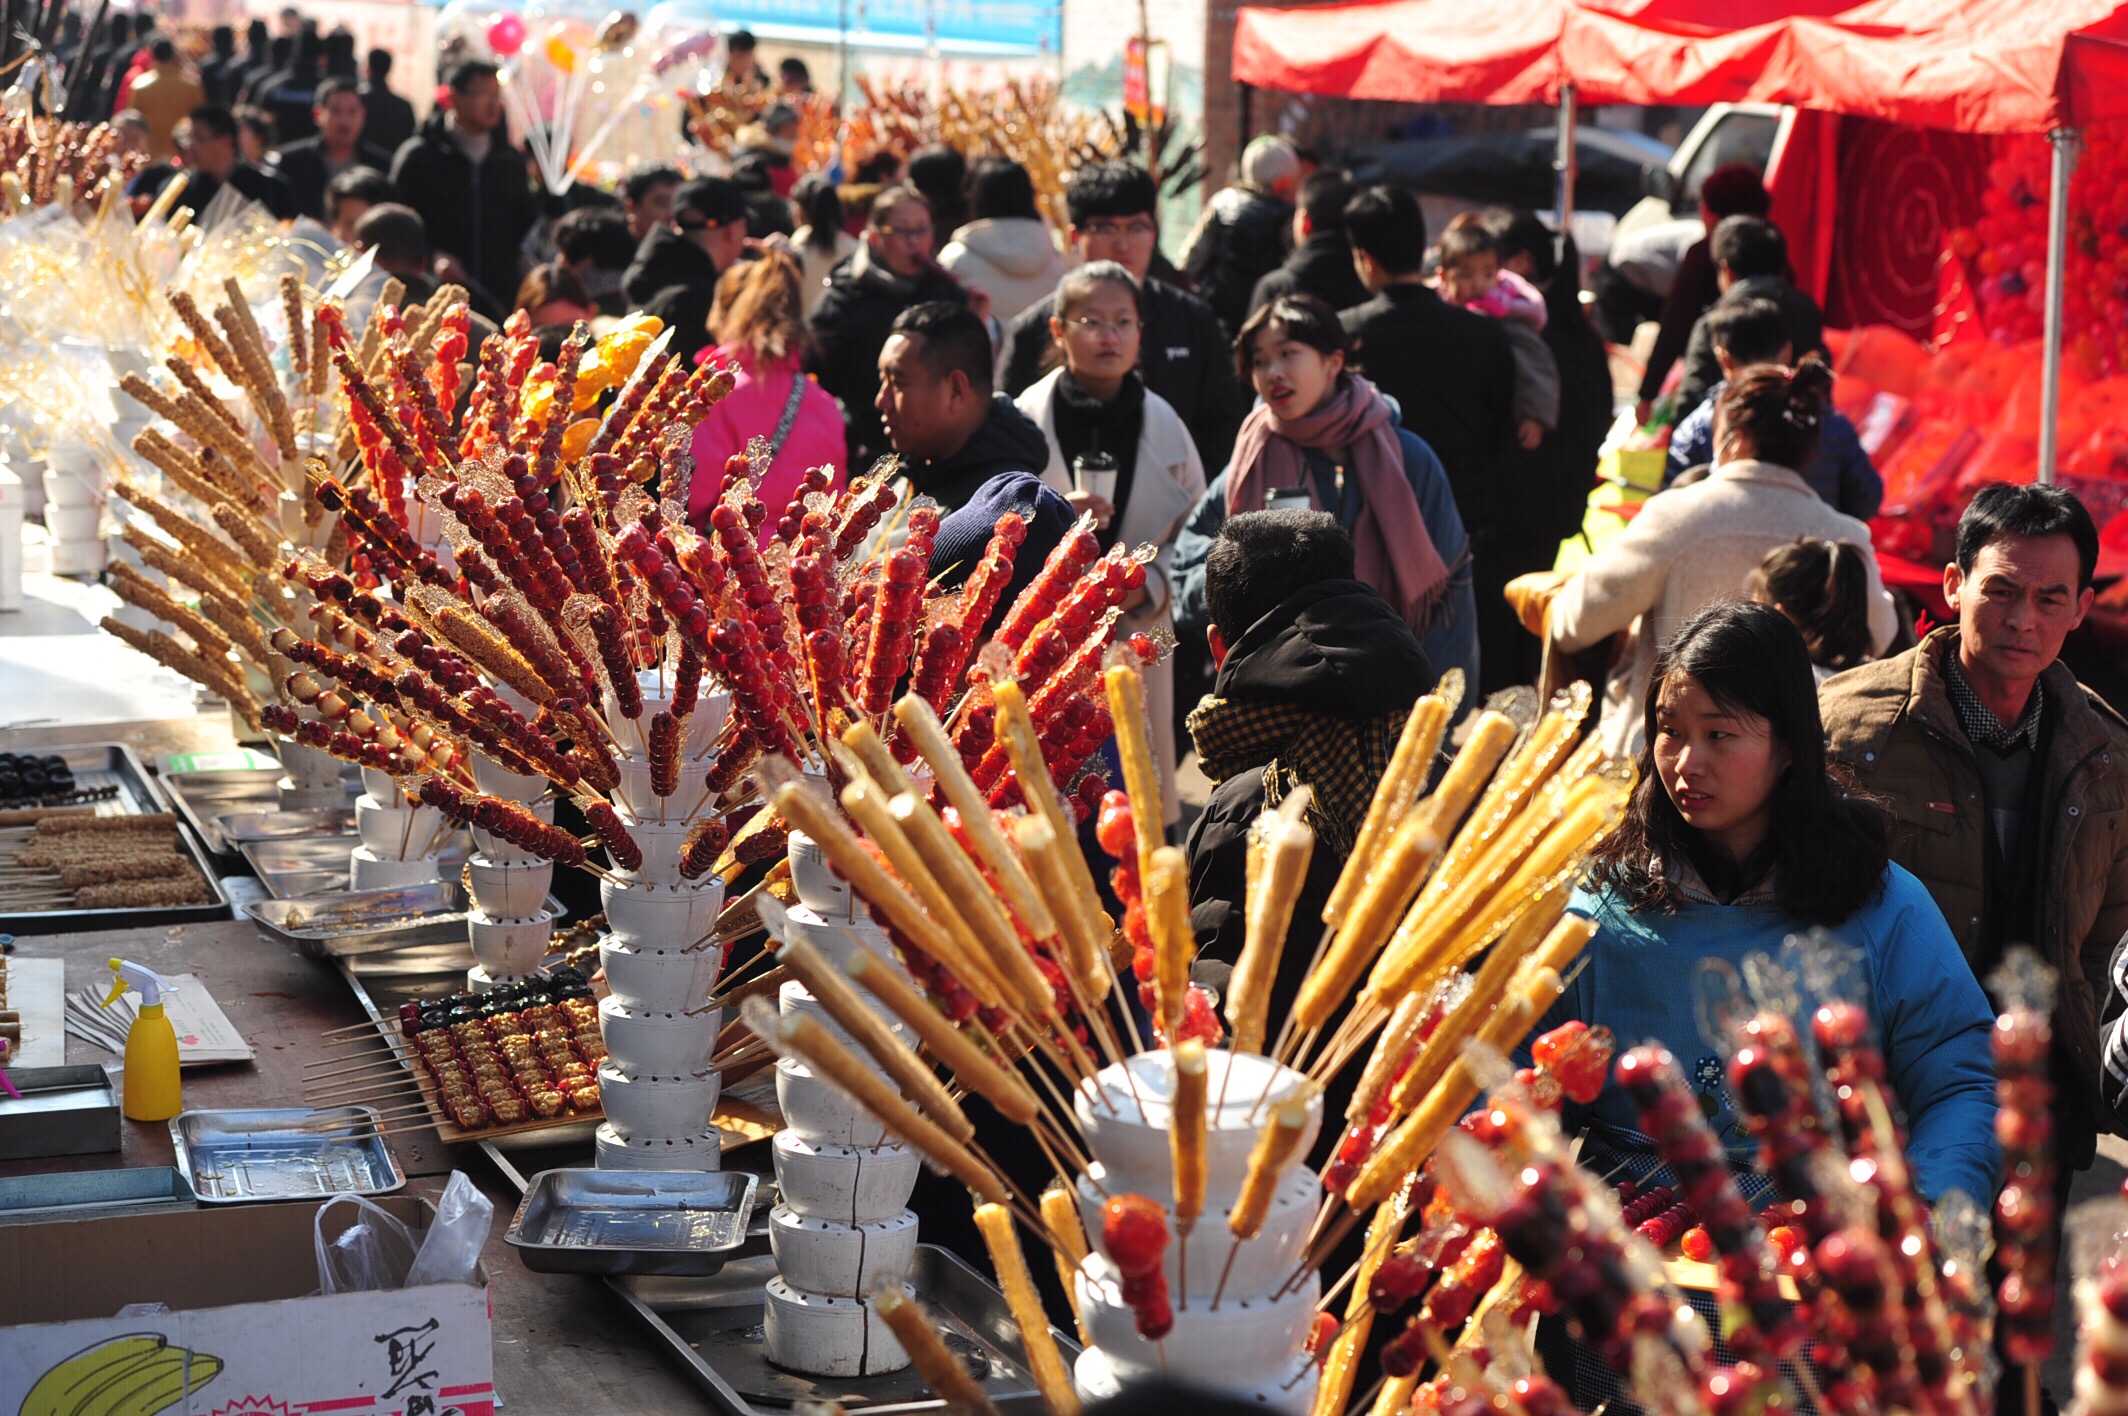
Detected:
[
  {"left": 244, "top": 832, "right": 474, "bottom": 899},
  {"left": 0, "top": 1165, "right": 196, "bottom": 1221},
  {"left": 507, "top": 1168, "right": 757, "bottom": 1275},
  {"left": 246, "top": 879, "right": 568, "bottom": 959},
  {"left": 170, "top": 1106, "right": 405, "bottom": 1203},
  {"left": 609, "top": 1244, "right": 1077, "bottom": 1415},
  {"left": 214, "top": 807, "right": 358, "bottom": 844},
  {"left": 0, "top": 744, "right": 233, "bottom": 934},
  {"left": 162, "top": 767, "right": 296, "bottom": 855}
]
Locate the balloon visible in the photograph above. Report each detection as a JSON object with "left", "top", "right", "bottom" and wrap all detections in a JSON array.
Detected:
[
  {"left": 650, "top": 28, "right": 717, "bottom": 75},
  {"left": 545, "top": 30, "right": 577, "bottom": 71},
  {"left": 489, "top": 12, "right": 528, "bottom": 55},
  {"left": 596, "top": 9, "right": 640, "bottom": 49}
]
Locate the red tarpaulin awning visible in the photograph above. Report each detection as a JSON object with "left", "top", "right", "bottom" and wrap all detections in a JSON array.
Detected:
[{"left": 1230, "top": 0, "right": 2128, "bottom": 135}]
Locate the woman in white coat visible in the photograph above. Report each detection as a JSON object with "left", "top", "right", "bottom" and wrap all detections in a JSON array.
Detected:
[{"left": 1015, "top": 261, "right": 1206, "bottom": 832}]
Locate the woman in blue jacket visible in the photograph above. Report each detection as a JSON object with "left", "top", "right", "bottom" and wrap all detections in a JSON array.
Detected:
[{"left": 1542, "top": 599, "right": 1997, "bottom": 1205}]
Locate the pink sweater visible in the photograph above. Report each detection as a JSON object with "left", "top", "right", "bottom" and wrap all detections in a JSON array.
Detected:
[{"left": 688, "top": 344, "right": 849, "bottom": 541}]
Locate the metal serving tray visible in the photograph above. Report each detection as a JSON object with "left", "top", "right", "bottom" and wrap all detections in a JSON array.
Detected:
[
  {"left": 609, "top": 1244, "right": 1077, "bottom": 1415},
  {"left": 246, "top": 879, "right": 567, "bottom": 959},
  {"left": 162, "top": 767, "right": 294, "bottom": 856},
  {"left": 507, "top": 1168, "right": 757, "bottom": 1276},
  {"left": 0, "top": 745, "right": 232, "bottom": 934},
  {"left": 242, "top": 833, "right": 475, "bottom": 900},
  {"left": 213, "top": 807, "right": 358, "bottom": 845},
  {"left": 170, "top": 1106, "right": 405, "bottom": 1203},
  {"left": 0, "top": 1064, "right": 122, "bottom": 1160},
  {"left": 0, "top": 1165, "right": 196, "bottom": 1222}
]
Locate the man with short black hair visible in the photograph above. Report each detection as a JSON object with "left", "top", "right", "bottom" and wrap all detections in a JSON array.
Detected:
[
  {"left": 358, "top": 48, "right": 416, "bottom": 154},
  {"left": 351, "top": 203, "right": 438, "bottom": 300},
  {"left": 812, "top": 187, "right": 971, "bottom": 472},
  {"left": 554, "top": 206, "right": 638, "bottom": 315},
  {"left": 128, "top": 104, "right": 298, "bottom": 221},
  {"left": 1000, "top": 160, "right": 1247, "bottom": 473},
  {"left": 271, "top": 74, "right": 393, "bottom": 220},
  {"left": 390, "top": 60, "right": 542, "bottom": 318},
  {"left": 874, "top": 301, "right": 1051, "bottom": 515},
  {"left": 1823, "top": 483, "right": 2128, "bottom": 1170},
  {"left": 620, "top": 161, "right": 685, "bottom": 241},
  {"left": 1184, "top": 508, "right": 1433, "bottom": 1024},
  {"left": 719, "top": 28, "right": 770, "bottom": 99},
  {"left": 1673, "top": 214, "right": 1827, "bottom": 420},
  {"left": 1248, "top": 168, "right": 1370, "bottom": 316},
  {"left": 326, "top": 165, "right": 395, "bottom": 246},
  {"left": 1662, "top": 296, "right": 1882, "bottom": 518},
  {"left": 622, "top": 175, "right": 749, "bottom": 363}
]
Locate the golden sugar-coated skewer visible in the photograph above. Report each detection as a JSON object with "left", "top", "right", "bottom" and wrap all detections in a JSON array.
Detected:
[
  {"left": 889, "top": 789, "right": 1057, "bottom": 1024},
  {"left": 840, "top": 948, "right": 1044, "bottom": 1126},
  {"left": 1145, "top": 846, "right": 1194, "bottom": 1041},
  {"left": 873, "top": 1287, "right": 1002, "bottom": 1416},
  {"left": 1227, "top": 791, "right": 1313, "bottom": 1058},
  {"left": 1323, "top": 686, "right": 1452, "bottom": 928},
  {"left": 1103, "top": 661, "right": 1165, "bottom": 881},
  {"left": 893, "top": 695, "right": 1059, "bottom": 946},
  {"left": 836, "top": 775, "right": 1010, "bottom": 1010},
  {"left": 973, "top": 1202, "right": 1081, "bottom": 1416}
]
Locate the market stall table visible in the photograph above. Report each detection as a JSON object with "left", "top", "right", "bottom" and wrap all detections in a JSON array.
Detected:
[{"left": 0, "top": 921, "right": 709, "bottom": 1407}]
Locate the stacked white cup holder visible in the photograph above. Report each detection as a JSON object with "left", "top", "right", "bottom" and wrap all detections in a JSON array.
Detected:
[
  {"left": 43, "top": 443, "right": 104, "bottom": 578},
  {"left": 462, "top": 754, "right": 558, "bottom": 992},
  {"left": 593, "top": 690, "right": 727, "bottom": 1172},
  {"left": 350, "top": 765, "right": 445, "bottom": 893},
  {"left": 277, "top": 735, "right": 346, "bottom": 812},
  {"left": 759, "top": 827, "right": 918, "bottom": 1377},
  {"left": 1070, "top": 1050, "right": 1325, "bottom": 1412}
]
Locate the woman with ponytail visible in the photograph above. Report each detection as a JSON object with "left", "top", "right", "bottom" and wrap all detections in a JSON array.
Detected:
[{"left": 1538, "top": 354, "right": 1898, "bottom": 755}]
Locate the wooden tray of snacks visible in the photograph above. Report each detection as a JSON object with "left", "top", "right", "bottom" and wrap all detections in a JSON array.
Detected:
[
  {"left": 0, "top": 745, "right": 231, "bottom": 933},
  {"left": 303, "top": 970, "right": 610, "bottom": 1146}
]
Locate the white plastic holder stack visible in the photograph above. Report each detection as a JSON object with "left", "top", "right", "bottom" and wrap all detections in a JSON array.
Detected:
[
  {"left": 350, "top": 765, "right": 446, "bottom": 893},
  {"left": 758, "top": 828, "right": 918, "bottom": 1378},
  {"left": 462, "top": 755, "right": 556, "bottom": 992},
  {"left": 42, "top": 443, "right": 104, "bottom": 579},
  {"left": 1070, "top": 1049, "right": 1325, "bottom": 1413},
  {"left": 0, "top": 461, "right": 22, "bottom": 613},
  {"left": 276, "top": 735, "right": 346, "bottom": 811},
  {"left": 592, "top": 729, "right": 728, "bottom": 1170}
]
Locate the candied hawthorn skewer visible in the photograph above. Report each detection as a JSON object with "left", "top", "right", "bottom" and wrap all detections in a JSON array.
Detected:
[{"left": 1103, "top": 1194, "right": 1174, "bottom": 1341}]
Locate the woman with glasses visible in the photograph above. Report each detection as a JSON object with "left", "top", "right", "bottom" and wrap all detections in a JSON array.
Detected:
[{"left": 1015, "top": 260, "right": 1206, "bottom": 833}]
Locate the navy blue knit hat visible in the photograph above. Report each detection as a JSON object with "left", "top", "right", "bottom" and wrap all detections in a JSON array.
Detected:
[{"left": 926, "top": 471, "right": 1075, "bottom": 641}]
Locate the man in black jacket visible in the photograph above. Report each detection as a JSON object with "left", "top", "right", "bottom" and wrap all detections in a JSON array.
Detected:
[
  {"left": 1184, "top": 509, "right": 1433, "bottom": 1028},
  {"left": 1182, "top": 133, "right": 1301, "bottom": 337},
  {"left": 1000, "top": 161, "right": 1247, "bottom": 475},
  {"left": 1673, "top": 215, "right": 1828, "bottom": 423},
  {"left": 390, "top": 61, "right": 543, "bottom": 319},
  {"left": 877, "top": 302, "right": 1050, "bottom": 513},
  {"left": 128, "top": 105, "right": 298, "bottom": 223},
  {"left": 811, "top": 188, "right": 970, "bottom": 475},
  {"left": 622, "top": 176, "right": 749, "bottom": 363},
  {"left": 358, "top": 49, "right": 417, "bottom": 156},
  {"left": 270, "top": 77, "right": 393, "bottom": 221},
  {"left": 1248, "top": 168, "right": 1371, "bottom": 316}
]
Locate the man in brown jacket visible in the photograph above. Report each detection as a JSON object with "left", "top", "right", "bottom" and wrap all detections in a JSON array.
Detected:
[{"left": 1821, "top": 482, "right": 2128, "bottom": 1167}]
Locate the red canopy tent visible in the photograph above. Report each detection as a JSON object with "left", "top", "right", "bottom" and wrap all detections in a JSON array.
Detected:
[{"left": 1230, "top": 0, "right": 2128, "bottom": 479}]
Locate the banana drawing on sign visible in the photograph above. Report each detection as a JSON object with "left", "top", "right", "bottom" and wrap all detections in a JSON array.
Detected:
[{"left": 19, "top": 1333, "right": 223, "bottom": 1416}]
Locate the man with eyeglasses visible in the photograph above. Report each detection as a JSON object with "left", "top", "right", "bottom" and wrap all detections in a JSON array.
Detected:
[
  {"left": 1001, "top": 161, "right": 1247, "bottom": 477},
  {"left": 810, "top": 187, "right": 972, "bottom": 474},
  {"left": 623, "top": 176, "right": 751, "bottom": 364},
  {"left": 128, "top": 104, "right": 298, "bottom": 225}
]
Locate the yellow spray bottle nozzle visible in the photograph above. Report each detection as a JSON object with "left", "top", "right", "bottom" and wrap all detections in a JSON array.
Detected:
[{"left": 102, "top": 958, "right": 129, "bottom": 1009}]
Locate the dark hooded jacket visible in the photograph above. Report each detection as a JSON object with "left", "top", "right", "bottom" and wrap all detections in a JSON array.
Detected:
[
  {"left": 896, "top": 397, "right": 1051, "bottom": 517},
  {"left": 389, "top": 112, "right": 543, "bottom": 320},
  {"left": 1248, "top": 228, "right": 1372, "bottom": 317},
  {"left": 808, "top": 244, "right": 969, "bottom": 474},
  {"left": 1184, "top": 184, "right": 1295, "bottom": 338},
  {"left": 1184, "top": 578, "right": 1434, "bottom": 1029},
  {"left": 622, "top": 225, "right": 724, "bottom": 364}
]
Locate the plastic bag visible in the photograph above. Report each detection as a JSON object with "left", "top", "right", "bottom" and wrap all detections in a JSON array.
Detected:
[
  {"left": 403, "top": 1171, "right": 494, "bottom": 1288},
  {"left": 315, "top": 1193, "right": 418, "bottom": 1295},
  {"left": 314, "top": 1172, "right": 494, "bottom": 1294}
]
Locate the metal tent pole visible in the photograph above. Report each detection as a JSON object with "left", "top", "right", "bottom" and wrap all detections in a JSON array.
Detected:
[
  {"left": 1554, "top": 82, "right": 1579, "bottom": 252},
  {"left": 2038, "top": 127, "right": 2080, "bottom": 486}
]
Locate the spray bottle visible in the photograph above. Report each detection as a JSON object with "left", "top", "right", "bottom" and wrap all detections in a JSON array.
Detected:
[{"left": 102, "top": 960, "right": 182, "bottom": 1121}]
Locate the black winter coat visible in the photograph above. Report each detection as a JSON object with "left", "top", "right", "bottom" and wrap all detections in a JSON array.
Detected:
[
  {"left": 1341, "top": 284, "right": 1518, "bottom": 534},
  {"left": 622, "top": 225, "right": 724, "bottom": 365},
  {"left": 1184, "top": 578, "right": 1433, "bottom": 1031},
  {"left": 1248, "top": 229, "right": 1372, "bottom": 317},
  {"left": 1184, "top": 186, "right": 1294, "bottom": 338},
  {"left": 807, "top": 251, "right": 967, "bottom": 474},
  {"left": 389, "top": 116, "right": 543, "bottom": 319},
  {"left": 270, "top": 136, "right": 395, "bottom": 221},
  {"left": 1000, "top": 277, "right": 1248, "bottom": 476}
]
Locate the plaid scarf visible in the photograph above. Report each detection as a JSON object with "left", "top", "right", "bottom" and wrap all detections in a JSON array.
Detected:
[{"left": 1187, "top": 694, "right": 1409, "bottom": 856}]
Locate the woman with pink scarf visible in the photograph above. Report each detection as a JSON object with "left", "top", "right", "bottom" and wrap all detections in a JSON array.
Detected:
[{"left": 1197, "top": 293, "right": 1478, "bottom": 688}]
